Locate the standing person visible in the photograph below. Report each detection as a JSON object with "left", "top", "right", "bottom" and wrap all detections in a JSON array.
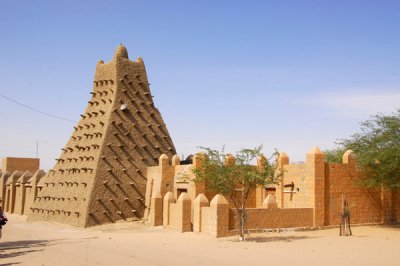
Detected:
[{"left": 0, "top": 200, "right": 8, "bottom": 239}]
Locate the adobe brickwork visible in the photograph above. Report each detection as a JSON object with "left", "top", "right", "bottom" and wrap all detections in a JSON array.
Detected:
[
  {"left": 28, "top": 45, "right": 176, "bottom": 227},
  {"left": 325, "top": 162, "right": 382, "bottom": 225},
  {"left": 145, "top": 153, "right": 213, "bottom": 224},
  {"left": 276, "top": 148, "right": 399, "bottom": 226},
  {"left": 146, "top": 149, "right": 400, "bottom": 237},
  {"left": 228, "top": 208, "right": 314, "bottom": 230},
  {"left": 0, "top": 168, "right": 45, "bottom": 215},
  {"left": 2, "top": 157, "right": 39, "bottom": 174},
  {"left": 145, "top": 153, "right": 259, "bottom": 224}
]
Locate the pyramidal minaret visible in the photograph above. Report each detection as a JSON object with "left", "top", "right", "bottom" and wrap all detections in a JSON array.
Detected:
[{"left": 29, "top": 45, "right": 176, "bottom": 227}]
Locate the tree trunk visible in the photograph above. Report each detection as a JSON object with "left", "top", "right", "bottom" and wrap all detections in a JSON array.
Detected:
[
  {"left": 238, "top": 209, "right": 243, "bottom": 241},
  {"left": 237, "top": 207, "right": 248, "bottom": 241}
]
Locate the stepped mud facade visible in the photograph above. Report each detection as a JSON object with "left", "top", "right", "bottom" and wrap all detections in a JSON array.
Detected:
[{"left": 28, "top": 45, "right": 176, "bottom": 227}]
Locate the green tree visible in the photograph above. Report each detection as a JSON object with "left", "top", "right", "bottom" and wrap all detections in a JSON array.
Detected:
[
  {"left": 338, "top": 109, "right": 400, "bottom": 188},
  {"left": 193, "top": 146, "right": 281, "bottom": 241},
  {"left": 324, "top": 147, "right": 346, "bottom": 163}
]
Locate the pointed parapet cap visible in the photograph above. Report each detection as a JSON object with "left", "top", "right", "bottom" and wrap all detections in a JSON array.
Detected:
[
  {"left": 0, "top": 171, "right": 5, "bottom": 180},
  {"left": 177, "top": 192, "right": 190, "bottom": 203},
  {"left": 279, "top": 152, "right": 289, "bottom": 160},
  {"left": 136, "top": 56, "right": 144, "bottom": 64},
  {"left": 33, "top": 169, "right": 46, "bottom": 180},
  {"left": 114, "top": 44, "right": 129, "bottom": 60},
  {"left": 1, "top": 171, "right": 11, "bottom": 179},
  {"left": 6, "top": 171, "right": 22, "bottom": 184},
  {"left": 11, "top": 170, "right": 22, "bottom": 176},
  {"left": 210, "top": 194, "right": 229, "bottom": 206},
  {"left": 11, "top": 170, "right": 24, "bottom": 180},
  {"left": 27, "top": 170, "right": 43, "bottom": 184},
  {"left": 342, "top": 150, "right": 356, "bottom": 164},
  {"left": 306, "top": 146, "right": 325, "bottom": 160},
  {"left": 152, "top": 191, "right": 162, "bottom": 199},
  {"left": 278, "top": 152, "right": 289, "bottom": 166},
  {"left": 18, "top": 171, "right": 33, "bottom": 184},
  {"left": 164, "top": 191, "right": 175, "bottom": 203},
  {"left": 159, "top": 154, "right": 169, "bottom": 167},
  {"left": 307, "top": 146, "right": 323, "bottom": 155},
  {"left": 193, "top": 193, "right": 209, "bottom": 205},
  {"left": 262, "top": 195, "right": 278, "bottom": 209},
  {"left": 172, "top": 155, "right": 180, "bottom": 166},
  {"left": 308, "top": 146, "right": 323, "bottom": 154},
  {"left": 193, "top": 152, "right": 206, "bottom": 168},
  {"left": 224, "top": 154, "right": 235, "bottom": 166}
]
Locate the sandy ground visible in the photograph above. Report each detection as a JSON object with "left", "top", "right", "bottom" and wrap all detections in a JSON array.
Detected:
[{"left": 1, "top": 214, "right": 400, "bottom": 266}]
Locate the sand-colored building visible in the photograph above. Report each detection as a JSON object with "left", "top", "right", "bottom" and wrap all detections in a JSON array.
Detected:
[
  {"left": 2, "top": 157, "right": 39, "bottom": 174},
  {"left": 0, "top": 157, "right": 45, "bottom": 215},
  {"left": 145, "top": 148, "right": 400, "bottom": 237},
  {"left": 27, "top": 45, "right": 176, "bottom": 227},
  {"left": 1, "top": 46, "right": 399, "bottom": 237}
]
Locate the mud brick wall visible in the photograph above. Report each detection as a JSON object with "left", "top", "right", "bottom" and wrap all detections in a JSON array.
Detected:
[
  {"left": 0, "top": 169, "right": 45, "bottom": 212},
  {"left": 279, "top": 164, "right": 309, "bottom": 208},
  {"left": 325, "top": 163, "right": 382, "bottom": 225},
  {"left": 29, "top": 45, "right": 176, "bottom": 227},
  {"left": 276, "top": 149, "right": 398, "bottom": 227},
  {"left": 200, "top": 195, "right": 229, "bottom": 237},
  {"left": 13, "top": 171, "right": 33, "bottom": 215},
  {"left": 0, "top": 171, "right": 8, "bottom": 207},
  {"left": 228, "top": 208, "right": 314, "bottom": 230},
  {"left": 2, "top": 157, "right": 39, "bottom": 174},
  {"left": 393, "top": 190, "right": 400, "bottom": 222}
]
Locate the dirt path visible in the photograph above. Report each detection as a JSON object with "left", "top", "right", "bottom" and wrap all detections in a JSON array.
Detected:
[{"left": 1, "top": 214, "right": 400, "bottom": 266}]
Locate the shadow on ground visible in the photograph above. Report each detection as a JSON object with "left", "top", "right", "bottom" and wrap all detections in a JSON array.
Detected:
[
  {"left": 378, "top": 223, "right": 400, "bottom": 231},
  {"left": 0, "top": 239, "right": 51, "bottom": 259},
  {"left": 0, "top": 237, "right": 98, "bottom": 261},
  {"left": 243, "top": 235, "right": 315, "bottom": 243}
]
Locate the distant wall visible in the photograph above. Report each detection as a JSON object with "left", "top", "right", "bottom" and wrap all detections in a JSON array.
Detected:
[
  {"left": 2, "top": 157, "right": 39, "bottom": 173},
  {"left": 1, "top": 170, "right": 45, "bottom": 215}
]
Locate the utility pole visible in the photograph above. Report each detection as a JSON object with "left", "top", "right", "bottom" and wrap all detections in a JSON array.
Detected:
[{"left": 36, "top": 140, "right": 46, "bottom": 158}]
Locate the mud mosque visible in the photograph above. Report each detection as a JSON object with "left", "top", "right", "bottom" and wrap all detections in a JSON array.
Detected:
[{"left": 1, "top": 45, "right": 399, "bottom": 237}]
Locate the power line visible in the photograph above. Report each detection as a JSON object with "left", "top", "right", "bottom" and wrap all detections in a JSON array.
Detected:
[{"left": 0, "top": 93, "right": 77, "bottom": 123}]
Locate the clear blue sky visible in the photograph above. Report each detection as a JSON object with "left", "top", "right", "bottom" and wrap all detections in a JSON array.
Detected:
[{"left": 0, "top": 1, "right": 399, "bottom": 170}]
